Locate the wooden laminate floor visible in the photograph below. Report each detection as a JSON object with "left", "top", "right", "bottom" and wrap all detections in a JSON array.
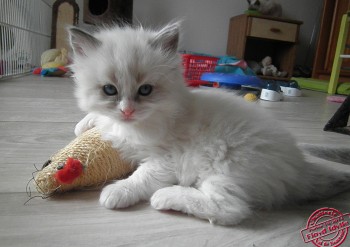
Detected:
[{"left": 0, "top": 75, "right": 350, "bottom": 247}]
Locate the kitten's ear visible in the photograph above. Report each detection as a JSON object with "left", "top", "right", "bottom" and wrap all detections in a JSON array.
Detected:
[
  {"left": 151, "top": 22, "right": 180, "bottom": 54},
  {"left": 68, "top": 27, "right": 101, "bottom": 57}
]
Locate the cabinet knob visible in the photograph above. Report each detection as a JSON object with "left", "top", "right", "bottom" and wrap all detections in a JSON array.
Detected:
[{"left": 270, "top": 27, "right": 282, "bottom": 33}]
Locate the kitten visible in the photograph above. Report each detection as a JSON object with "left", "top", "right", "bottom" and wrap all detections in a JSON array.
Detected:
[
  {"left": 247, "top": 0, "right": 282, "bottom": 17},
  {"left": 68, "top": 23, "right": 350, "bottom": 225}
]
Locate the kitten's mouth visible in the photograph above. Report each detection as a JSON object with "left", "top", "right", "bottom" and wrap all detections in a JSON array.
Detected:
[{"left": 121, "top": 116, "right": 135, "bottom": 122}]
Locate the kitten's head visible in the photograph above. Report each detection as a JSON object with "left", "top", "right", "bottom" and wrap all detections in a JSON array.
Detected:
[{"left": 68, "top": 23, "right": 187, "bottom": 125}]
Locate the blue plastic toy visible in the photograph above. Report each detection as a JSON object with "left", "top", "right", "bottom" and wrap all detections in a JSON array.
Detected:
[
  {"left": 200, "top": 72, "right": 263, "bottom": 89},
  {"left": 215, "top": 56, "right": 256, "bottom": 76}
]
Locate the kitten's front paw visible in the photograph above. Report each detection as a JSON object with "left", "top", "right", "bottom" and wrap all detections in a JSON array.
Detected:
[
  {"left": 74, "top": 122, "right": 89, "bottom": 136},
  {"left": 99, "top": 183, "right": 138, "bottom": 209},
  {"left": 74, "top": 113, "right": 97, "bottom": 136}
]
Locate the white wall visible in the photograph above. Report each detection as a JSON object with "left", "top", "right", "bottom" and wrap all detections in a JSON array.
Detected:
[
  {"left": 133, "top": 0, "right": 247, "bottom": 56},
  {"left": 279, "top": 0, "right": 323, "bottom": 66},
  {"left": 76, "top": 0, "right": 324, "bottom": 66},
  {"left": 133, "top": 0, "right": 323, "bottom": 66}
]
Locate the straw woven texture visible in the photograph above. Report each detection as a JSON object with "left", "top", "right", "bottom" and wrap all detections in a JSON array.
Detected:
[{"left": 35, "top": 128, "right": 133, "bottom": 194}]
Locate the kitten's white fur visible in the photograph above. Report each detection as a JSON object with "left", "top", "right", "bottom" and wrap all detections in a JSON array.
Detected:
[{"left": 68, "top": 23, "right": 350, "bottom": 225}]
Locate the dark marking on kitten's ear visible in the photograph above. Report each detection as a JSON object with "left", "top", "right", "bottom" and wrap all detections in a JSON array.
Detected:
[
  {"left": 247, "top": 0, "right": 251, "bottom": 4},
  {"left": 67, "top": 27, "right": 101, "bottom": 57},
  {"left": 150, "top": 22, "right": 180, "bottom": 54}
]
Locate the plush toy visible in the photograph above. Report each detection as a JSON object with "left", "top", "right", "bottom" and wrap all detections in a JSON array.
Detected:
[
  {"left": 34, "top": 128, "right": 134, "bottom": 195},
  {"left": 33, "top": 48, "right": 69, "bottom": 77},
  {"left": 41, "top": 48, "right": 68, "bottom": 66},
  {"left": 260, "top": 56, "right": 287, "bottom": 77},
  {"left": 246, "top": 0, "right": 282, "bottom": 17}
]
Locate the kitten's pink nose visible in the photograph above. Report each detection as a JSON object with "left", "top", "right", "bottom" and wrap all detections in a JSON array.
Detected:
[{"left": 120, "top": 108, "right": 135, "bottom": 117}]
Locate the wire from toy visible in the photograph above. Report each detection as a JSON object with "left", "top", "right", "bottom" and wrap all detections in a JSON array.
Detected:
[{"left": 24, "top": 164, "right": 60, "bottom": 205}]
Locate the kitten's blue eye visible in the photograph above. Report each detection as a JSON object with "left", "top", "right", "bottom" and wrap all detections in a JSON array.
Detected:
[
  {"left": 138, "top": 84, "right": 153, "bottom": 96},
  {"left": 103, "top": 84, "right": 118, "bottom": 96}
]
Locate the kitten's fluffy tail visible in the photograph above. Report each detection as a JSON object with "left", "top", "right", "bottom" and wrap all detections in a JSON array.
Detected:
[
  {"left": 301, "top": 144, "right": 350, "bottom": 165},
  {"left": 300, "top": 144, "right": 350, "bottom": 201}
]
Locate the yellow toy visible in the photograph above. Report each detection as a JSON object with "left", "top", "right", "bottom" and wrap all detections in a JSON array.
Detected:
[
  {"left": 33, "top": 128, "right": 134, "bottom": 195},
  {"left": 33, "top": 48, "right": 69, "bottom": 76},
  {"left": 41, "top": 48, "right": 68, "bottom": 67},
  {"left": 244, "top": 93, "right": 258, "bottom": 102}
]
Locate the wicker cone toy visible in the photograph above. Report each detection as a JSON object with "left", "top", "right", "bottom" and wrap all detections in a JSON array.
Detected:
[{"left": 34, "top": 128, "right": 134, "bottom": 195}]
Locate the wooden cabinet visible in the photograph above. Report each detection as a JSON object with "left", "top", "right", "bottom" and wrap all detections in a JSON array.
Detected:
[
  {"left": 226, "top": 14, "right": 302, "bottom": 80},
  {"left": 312, "top": 0, "right": 350, "bottom": 82},
  {"left": 249, "top": 18, "right": 299, "bottom": 42}
]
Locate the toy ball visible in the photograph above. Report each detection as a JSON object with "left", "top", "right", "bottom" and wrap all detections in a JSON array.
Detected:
[{"left": 244, "top": 93, "right": 258, "bottom": 102}]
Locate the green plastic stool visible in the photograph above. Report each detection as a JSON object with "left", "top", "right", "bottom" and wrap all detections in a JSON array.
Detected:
[{"left": 329, "top": 12, "right": 350, "bottom": 94}]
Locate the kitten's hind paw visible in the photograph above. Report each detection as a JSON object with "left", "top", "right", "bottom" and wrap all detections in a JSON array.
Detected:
[
  {"left": 151, "top": 185, "right": 250, "bottom": 226},
  {"left": 151, "top": 186, "right": 221, "bottom": 224},
  {"left": 99, "top": 183, "right": 138, "bottom": 209},
  {"left": 150, "top": 186, "right": 185, "bottom": 212},
  {"left": 151, "top": 188, "right": 179, "bottom": 210}
]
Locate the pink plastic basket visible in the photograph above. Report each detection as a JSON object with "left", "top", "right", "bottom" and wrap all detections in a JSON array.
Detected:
[{"left": 181, "top": 54, "right": 219, "bottom": 87}]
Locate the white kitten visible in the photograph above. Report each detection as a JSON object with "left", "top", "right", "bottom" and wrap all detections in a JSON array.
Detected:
[
  {"left": 68, "top": 23, "right": 350, "bottom": 225},
  {"left": 247, "top": 0, "right": 282, "bottom": 17}
]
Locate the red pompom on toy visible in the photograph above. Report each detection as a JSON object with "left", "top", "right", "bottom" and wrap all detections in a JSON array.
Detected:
[{"left": 54, "top": 157, "right": 84, "bottom": 184}]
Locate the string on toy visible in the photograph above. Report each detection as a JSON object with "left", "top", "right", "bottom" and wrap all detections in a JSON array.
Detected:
[
  {"left": 25, "top": 164, "right": 41, "bottom": 198},
  {"left": 82, "top": 140, "right": 133, "bottom": 189},
  {"left": 81, "top": 141, "right": 112, "bottom": 189},
  {"left": 23, "top": 191, "right": 57, "bottom": 206},
  {"left": 24, "top": 164, "right": 60, "bottom": 205}
]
